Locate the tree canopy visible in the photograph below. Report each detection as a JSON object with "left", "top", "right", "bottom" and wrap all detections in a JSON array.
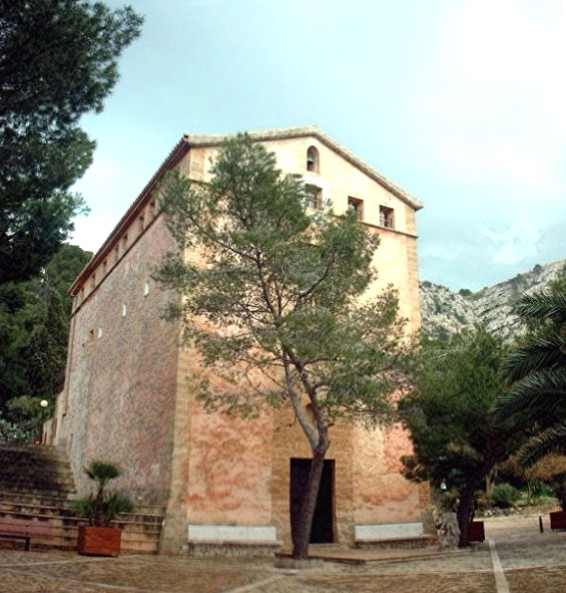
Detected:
[
  {"left": 0, "top": 244, "right": 91, "bottom": 440},
  {"left": 156, "top": 135, "right": 410, "bottom": 558},
  {"left": 399, "top": 327, "right": 513, "bottom": 546},
  {"left": 0, "top": 0, "right": 142, "bottom": 284},
  {"left": 497, "top": 288, "right": 566, "bottom": 467}
]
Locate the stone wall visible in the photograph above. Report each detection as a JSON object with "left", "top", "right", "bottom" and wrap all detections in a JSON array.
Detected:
[
  {"left": 57, "top": 129, "right": 424, "bottom": 553},
  {"left": 56, "top": 214, "right": 180, "bottom": 504}
]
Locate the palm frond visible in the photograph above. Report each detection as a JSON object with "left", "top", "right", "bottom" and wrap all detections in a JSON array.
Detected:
[
  {"left": 517, "top": 422, "right": 566, "bottom": 467},
  {"left": 514, "top": 291, "right": 566, "bottom": 324},
  {"left": 500, "top": 332, "right": 566, "bottom": 384},
  {"left": 496, "top": 368, "right": 566, "bottom": 417}
]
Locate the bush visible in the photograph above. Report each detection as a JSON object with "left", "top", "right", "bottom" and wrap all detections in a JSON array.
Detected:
[
  {"left": 491, "top": 483, "right": 522, "bottom": 509},
  {"left": 549, "top": 476, "right": 566, "bottom": 510},
  {"left": 531, "top": 482, "right": 553, "bottom": 500}
]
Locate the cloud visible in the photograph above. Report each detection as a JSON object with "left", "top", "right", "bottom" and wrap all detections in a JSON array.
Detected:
[
  {"left": 414, "top": 0, "right": 566, "bottom": 193},
  {"left": 481, "top": 219, "right": 541, "bottom": 265}
]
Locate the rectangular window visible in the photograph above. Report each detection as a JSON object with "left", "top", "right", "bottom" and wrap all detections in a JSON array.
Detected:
[
  {"left": 305, "top": 185, "right": 322, "bottom": 210},
  {"left": 379, "top": 205, "right": 395, "bottom": 229},
  {"left": 347, "top": 197, "right": 364, "bottom": 221}
]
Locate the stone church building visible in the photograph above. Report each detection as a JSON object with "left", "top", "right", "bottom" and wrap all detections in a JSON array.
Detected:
[{"left": 53, "top": 126, "right": 426, "bottom": 554}]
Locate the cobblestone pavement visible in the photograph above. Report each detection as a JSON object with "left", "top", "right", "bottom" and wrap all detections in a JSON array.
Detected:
[{"left": 2, "top": 514, "right": 566, "bottom": 593}]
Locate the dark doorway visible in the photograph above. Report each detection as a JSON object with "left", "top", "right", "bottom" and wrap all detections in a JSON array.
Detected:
[{"left": 290, "top": 458, "right": 335, "bottom": 543}]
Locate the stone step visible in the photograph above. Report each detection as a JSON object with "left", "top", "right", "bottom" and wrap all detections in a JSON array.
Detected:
[
  {"left": 0, "top": 445, "right": 163, "bottom": 553},
  {"left": 0, "top": 445, "right": 76, "bottom": 495}
]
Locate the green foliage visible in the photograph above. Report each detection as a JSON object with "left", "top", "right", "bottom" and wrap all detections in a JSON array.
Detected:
[
  {"left": 156, "top": 134, "right": 409, "bottom": 557},
  {"left": 549, "top": 475, "right": 566, "bottom": 510},
  {"left": 74, "top": 490, "right": 133, "bottom": 527},
  {"left": 458, "top": 288, "right": 472, "bottom": 297},
  {"left": 84, "top": 460, "right": 122, "bottom": 485},
  {"left": 0, "top": 0, "right": 142, "bottom": 284},
  {"left": 78, "top": 460, "right": 132, "bottom": 526},
  {"left": 6, "top": 395, "right": 44, "bottom": 426},
  {"left": 45, "top": 244, "right": 92, "bottom": 317},
  {"left": 399, "top": 327, "right": 513, "bottom": 544},
  {"left": 497, "top": 288, "right": 566, "bottom": 466},
  {"left": 156, "top": 135, "right": 408, "bottom": 428},
  {"left": 0, "top": 244, "right": 90, "bottom": 419},
  {"left": 0, "top": 411, "right": 28, "bottom": 443},
  {"left": 490, "top": 483, "right": 521, "bottom": 509}
]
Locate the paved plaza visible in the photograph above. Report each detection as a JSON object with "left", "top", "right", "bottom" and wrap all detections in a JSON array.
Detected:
[{"left": 2, "top": 513, "right": 566, "bottom": 593}]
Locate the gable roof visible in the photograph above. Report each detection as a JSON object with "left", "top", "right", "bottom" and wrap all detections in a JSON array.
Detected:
[
  {"left": 185, "top": 126, "right": 423, "bottom": 210},
  {"left": 70, "top": 126, "right": 422, "bottom": 295}
]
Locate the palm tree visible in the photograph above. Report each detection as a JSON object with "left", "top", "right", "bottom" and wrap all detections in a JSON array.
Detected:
[
  {"left": 82, "top": 460, "right": 129, "bottom": 527},
  {"left": 497, "top": 290, "right": 566, "bottom": 466}
]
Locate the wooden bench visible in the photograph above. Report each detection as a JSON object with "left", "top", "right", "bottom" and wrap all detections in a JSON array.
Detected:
[{"left": 0, "top": 517, "right": 53, "bottom": 551}]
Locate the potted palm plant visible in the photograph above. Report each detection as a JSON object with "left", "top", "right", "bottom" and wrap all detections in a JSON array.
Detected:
[{"left": 75, "top": 460, "right": 133, "bottom": 557}]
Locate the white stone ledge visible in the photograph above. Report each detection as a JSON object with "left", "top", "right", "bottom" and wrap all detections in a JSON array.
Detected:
[
  {"left": 188, "top": 524, "right": 278, "bottom": 543},
  {"left": 355, "top": 522, "right": 424, "bottom": 541}
]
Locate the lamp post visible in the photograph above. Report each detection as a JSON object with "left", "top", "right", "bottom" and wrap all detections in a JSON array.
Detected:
[{"left": 39, "top": 399, "right": 48, "bottom": 445}]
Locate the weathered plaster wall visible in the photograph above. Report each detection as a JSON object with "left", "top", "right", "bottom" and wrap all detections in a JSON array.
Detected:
[
  {"left": 184, "top": 135, "right": 423, "bottom": 544},
  {"left": 59, "top": 130, "right": 424, "bottom": 552},
  {"left": 271, "top": 405, "right": 355, "bottom": 547},
  {"left": 186, "top": 397, "right": 274, "bottom": 525},
  {"left": 249, "top": 136, "right": 421, "bottom": 332},
  {"left": 57, "top": 215, "right": 180, "bottom": 503},
  {"left": 352, "top": 423, "right": 422, "bottom": 525}
]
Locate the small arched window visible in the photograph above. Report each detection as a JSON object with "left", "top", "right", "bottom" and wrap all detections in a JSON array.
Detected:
[{"left": 306, "top": 146, "right": 320, "bottom": 173}]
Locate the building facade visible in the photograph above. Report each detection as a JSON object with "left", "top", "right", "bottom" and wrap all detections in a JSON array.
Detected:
[{"left": 54, "top": 127, "right": 426, "bottom": 553}]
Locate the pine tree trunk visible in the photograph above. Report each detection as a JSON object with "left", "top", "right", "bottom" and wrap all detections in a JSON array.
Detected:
[
  {"left": 457, "top": 486, "right": 475, "bottom": 547},
  {"left": 291, "top": 450, "right": 326, "bottom": 559}
]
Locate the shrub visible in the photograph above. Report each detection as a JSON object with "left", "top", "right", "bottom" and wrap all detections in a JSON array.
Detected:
[
  {"left": 491, "top": 483, "right": 522, "bottom": 509},
  {"left": 549, "top": 475, "right": 566, "bottom": 510}
]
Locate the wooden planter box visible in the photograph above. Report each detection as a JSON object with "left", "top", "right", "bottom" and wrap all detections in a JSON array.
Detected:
[
  {"left": 77, "top": 525, "right": 121, "bottom": 557},
  {"left": 550, "top": 511, "right": 566, "bottom": 531},
  {"left": 467, "top": 520, "right": 485, "bottom": 543}
]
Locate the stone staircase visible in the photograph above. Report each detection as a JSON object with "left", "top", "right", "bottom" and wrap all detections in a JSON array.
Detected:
[{"left": 0, "top": 445, "right": 165, "bottom": 553}]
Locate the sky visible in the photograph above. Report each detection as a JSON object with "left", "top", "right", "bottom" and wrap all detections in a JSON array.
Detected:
[{"left": 70, "top": 0, "right": 566, "bottom": 292}]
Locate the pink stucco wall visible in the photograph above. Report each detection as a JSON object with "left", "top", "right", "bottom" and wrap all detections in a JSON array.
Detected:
[{"left": 57, "top": 215, "right": 180, "bottom": 503}]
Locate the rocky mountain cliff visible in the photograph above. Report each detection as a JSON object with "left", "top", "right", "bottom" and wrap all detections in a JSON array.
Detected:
[{"left": 420, "top": 259, "right": 566, "bottom": 341}]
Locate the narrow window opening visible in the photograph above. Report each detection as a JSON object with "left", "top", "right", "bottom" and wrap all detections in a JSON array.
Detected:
[
  {"left": 87, "top": 328, "right": 94, "bottom": 353},
  {"left": 347, "top": 197, "right": 364, "bottom": 221},
  {"left": 122, "top": 303, "right": 127, "bottom": 317},
  {"left": 305, "top": 185, "right": 322, "bottom": 210},
  {"left": 379, "top": 205, "right": 395, "bottom": 229},
  {"left": 97, "top": 327, "right": 103, "bottom": 339},
  {"left": 149, "top": 199, "right": 157, "bottom": 218},
  {"left": 139, "top": 213, "right": 145, "bottom": 233},
  {"left": 144, "top": 281, "right": 150, "bottom": 296},
  {"left": 306, "top": 146, "right": 320, "bottom": 173}
]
